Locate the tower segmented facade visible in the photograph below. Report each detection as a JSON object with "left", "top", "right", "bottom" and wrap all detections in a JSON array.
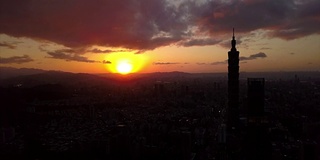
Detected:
[{"left": 227, "top": 28, "right": 239, "bottom": 131}]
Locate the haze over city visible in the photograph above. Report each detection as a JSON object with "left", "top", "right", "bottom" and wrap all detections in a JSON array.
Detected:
[{"left": 1, "top": 0, "right": 319, "bottom": 73}]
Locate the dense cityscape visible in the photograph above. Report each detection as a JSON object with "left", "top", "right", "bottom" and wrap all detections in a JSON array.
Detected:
[{"left": 1, "top": 68, "right": 319, "bottom": 160}]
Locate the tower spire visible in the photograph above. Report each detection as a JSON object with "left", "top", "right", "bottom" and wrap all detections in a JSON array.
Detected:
[
  {"left": 233, "top": 28, "right": 235, "bottom": 39},
  {"left": 231, "top": 28, "right": 236, "bottom": 50}
]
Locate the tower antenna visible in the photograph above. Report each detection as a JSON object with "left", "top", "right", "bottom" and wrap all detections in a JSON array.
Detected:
[{"left": 233, "top": 28, "right": 235, "bottom": 38}]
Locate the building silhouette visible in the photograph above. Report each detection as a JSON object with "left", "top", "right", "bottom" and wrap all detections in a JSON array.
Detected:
[
  {"left": 227, "top": 28, "right": 240, "bottom": 131},
  {"left": 247, "top": 78, "right": 265, "bottom": 118},
  {"left": 245, "top": 78, "right": 271, "bottom": 160},
  {"left": 225, "top": 29, "right": 241, "bottom": 160}
]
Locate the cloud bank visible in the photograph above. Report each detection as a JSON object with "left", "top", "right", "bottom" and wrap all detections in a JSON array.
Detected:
[
  {"left": 210, "top": 52, "right": 267, "bottom": 65},
  {"left": 0, "top": 42, "right": 16, "bottom": 49},
  {"left": 0, "top": 0, "right": 319, "bottom": 51},
  {"left": 240, "top": 52, "right": 267, "bottom": 61},
  {"left": 88, "top": 48, "right": 127, "bottom": 54},
  {"left": 153, "top": 62, "right": 180, "bottom": 65},
  {"left": 0, "top": 55, "right": 33, "bottom": 64},
  {"left": 47, "top": 50, "right": 98, "bottom": 63}
]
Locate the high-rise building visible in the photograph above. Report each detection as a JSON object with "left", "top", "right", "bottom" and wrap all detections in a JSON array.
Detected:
[
  {"left": 245, "top": 78, "right": 271, "bottom": 160},
  {"left": 247, "top": 78, "right": 265, "bottom": 118},
  {"left": 227, "top": 28, "right": 240, "bottom": 131}
]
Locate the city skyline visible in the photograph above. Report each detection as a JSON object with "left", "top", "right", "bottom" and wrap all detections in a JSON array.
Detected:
[{"left": 1, "top": 0, "right": 320, "bottom": 74}]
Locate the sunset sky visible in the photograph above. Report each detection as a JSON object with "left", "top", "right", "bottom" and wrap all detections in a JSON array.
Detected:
[{"left": 1, "top": 0, "right": 319, "bottom": 74}]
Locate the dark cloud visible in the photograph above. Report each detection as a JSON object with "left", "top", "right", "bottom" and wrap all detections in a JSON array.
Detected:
[
  {"left": 240, "top": 52, "right": 267, "bottom": 61},
  {"left": 0, "top": 0, "right": 319, "bottom": 51},
  {"left": 55, "top": 49, "right": 76, "bottom": 54},
  {"left": 210, "top": 60, "right": 228, "bottom": 65},
  {"left": 196, "top": 62, "right": 207, "bottom": 65},
  {"left": 196, "top": 61, "right": 228, "bottom": 65},
  {"left": 270, "top": 0, "right": 320, "bottom": 39},
  {"left": 134, "top": 50, "right": 147, "bottom": 54},
  {"left": 41, "top": 47, "right": 89, "bottom": 55},
  {"left": 87, "top": 49, "right": 113, "bottom": 54},
  {"left": 0, "top": 0, "right": 188, "bottom": 50},
  {"left": 46, "top": 49, "right": 112, "bottom": 63},
  {"left": 88, "top": 48, "right": 128, "bottom": 54},
  {"left": 102, "top": 60, "right": 111, "bottom": 64},
  {"left": 0, "top": 55, "right": 33, "bottom": 64},
  {"left": 0, "top": 42, "right": 16, "bottom": 49},
  {"left": 210, "top": 52, "right": 267, "bottom": 65},
  {"left": 179, "top": 38, "right": 221, "bottom": 47},
  {"left": 197, "top": 0, "right": 320, "bottom": 39},
  {"left": 153, "top": 62, "right": 179, "bottom": 65},
  {"left": 47, "top": 50, "right": 99, "bottom": 63}
]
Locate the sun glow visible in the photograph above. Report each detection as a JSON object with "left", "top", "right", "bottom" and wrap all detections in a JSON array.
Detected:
[
  {"left": 104, "top": 51, "right": 149, "bottom": 74},
  {"left": 116, "top": 61, "right": 133, "bottom": 74}
]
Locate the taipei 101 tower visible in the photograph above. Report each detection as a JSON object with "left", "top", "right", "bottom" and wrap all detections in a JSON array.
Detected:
[{"left": 227, "top": 28, "right": 239, "bottom": 131}]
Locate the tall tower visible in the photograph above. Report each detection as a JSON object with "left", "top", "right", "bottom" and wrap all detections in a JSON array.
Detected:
[{"left": 227, "top": 28, "right": 239, "bottom": 131}]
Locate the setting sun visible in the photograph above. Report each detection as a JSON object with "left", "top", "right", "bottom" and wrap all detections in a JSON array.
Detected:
[
  {"left": 104, "top": 51, "right": 149, "bottom": 74},
  {"left": 116, "top": 61, "right": 133, "bottom": 74}
]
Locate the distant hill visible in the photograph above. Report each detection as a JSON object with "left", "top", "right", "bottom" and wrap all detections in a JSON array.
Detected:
[
  {"left": 1, "top": 67, "right": 319, "bottom": 88},
  {"left": 0, "top": 69, "right": 112, "bottom": 88},
  {"left": 0, "top": 69, "right": 213, "bottom": 88},
  {"left": 97, "top": 71, "right": 192, "bottom": 80},
  {"left": 0, "top": 67, "right": 46, "bottom": 80}
]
